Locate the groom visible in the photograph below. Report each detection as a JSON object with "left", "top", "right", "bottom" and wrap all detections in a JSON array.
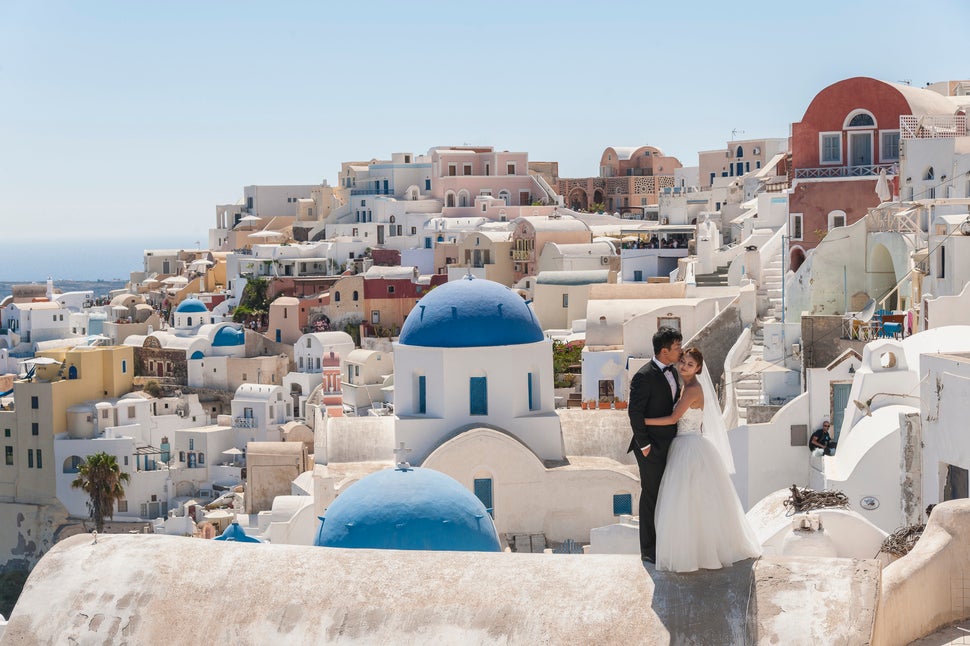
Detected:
[{"left": 627, "top": 326, "right": 683, "bottom": 563}]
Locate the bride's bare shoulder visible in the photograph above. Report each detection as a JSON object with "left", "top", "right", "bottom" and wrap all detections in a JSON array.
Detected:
[{"left": 685, "top": 381, "right": 704, "bottom": 408}]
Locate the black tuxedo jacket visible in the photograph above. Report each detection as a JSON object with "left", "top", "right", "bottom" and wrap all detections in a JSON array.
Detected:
[{"left": 627, "top": 361, "right": 680, "bottom": 463}]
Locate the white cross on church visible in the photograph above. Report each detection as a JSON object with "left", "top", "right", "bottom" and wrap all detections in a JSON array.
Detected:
[{"left": 394, "top": 442, "right": 412, "bottom": 470}]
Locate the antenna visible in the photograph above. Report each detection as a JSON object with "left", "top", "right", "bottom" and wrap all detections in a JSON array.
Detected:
[{"left": 731, "top": 128, "right": 745, "bottom": 140}]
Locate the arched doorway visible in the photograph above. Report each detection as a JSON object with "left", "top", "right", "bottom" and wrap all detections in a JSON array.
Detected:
[
  {"left": 789, "top": 246, "right": 806, "bottom": 272},
  {"left": 592, "top": 189, "right": 604, "bottom": 208},
  {"left": 290, "top": 383, "right": 303, "bottom": 418},
  {"left": 568, "top": 187, "right": 588, "bottom": 211}
]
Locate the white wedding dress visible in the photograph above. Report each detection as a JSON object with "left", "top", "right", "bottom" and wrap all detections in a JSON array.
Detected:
[{"left": 654, "top": 406, "right": 761, "bottom": 572}]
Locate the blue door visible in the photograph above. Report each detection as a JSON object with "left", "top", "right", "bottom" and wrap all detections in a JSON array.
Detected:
[
  {"left": 276, "top": 329, "right": 282, "bottom": 343},
  {"left": 831, "top": 382, "right": 852, "bottom": 441}
]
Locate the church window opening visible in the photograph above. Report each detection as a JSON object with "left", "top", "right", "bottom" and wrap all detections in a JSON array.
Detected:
[
  {"left": 469, "top": 377, "right": 488, "bottom": 415},
  {"left": 528, "top": 372, "right": 539, "bottom": 411},
  {"left": 417, "top": 375, "right": 427, "bottom": 414},
  {"left": 474, "top": 478, "right": 494, "bottom": 517},
  {"left": 613, "top": 493, "right": 633, "bottom": 516}
]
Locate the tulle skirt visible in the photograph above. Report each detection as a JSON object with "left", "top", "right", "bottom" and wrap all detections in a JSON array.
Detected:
[{"left": 655, "top": 434, "right": 761, "bottom": 573}]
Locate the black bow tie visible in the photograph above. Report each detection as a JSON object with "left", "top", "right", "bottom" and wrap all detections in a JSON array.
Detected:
[{"left": 662, "top": 365, "right": 675, "bottom": 373}]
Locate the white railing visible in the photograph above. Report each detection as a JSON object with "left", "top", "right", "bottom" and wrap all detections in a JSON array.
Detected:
[
  {"left": 722, "top": 327, "right": 754, "bottom": 430},
  {"left": 794, "top": 163, "right": 895, "bottom": 179},
  {"left": 900, "top": 114, "right": 966, "bottom": 139}
]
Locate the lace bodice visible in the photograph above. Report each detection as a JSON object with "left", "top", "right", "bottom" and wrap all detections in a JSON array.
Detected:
[{"left": 677, "top": 407, "right": 705, "bottom": 435}]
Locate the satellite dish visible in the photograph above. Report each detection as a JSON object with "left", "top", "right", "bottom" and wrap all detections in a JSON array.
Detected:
[
  {"left": 960, "top": 218, "right": 970, "bottom": 236},
  {"left": 854, "top": 298, "right": 877, "bottom": 323}
]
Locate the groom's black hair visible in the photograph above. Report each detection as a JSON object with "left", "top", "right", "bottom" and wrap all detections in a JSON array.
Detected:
[{"left": 652, "top": 326, "right": 683, "bottom": 354}]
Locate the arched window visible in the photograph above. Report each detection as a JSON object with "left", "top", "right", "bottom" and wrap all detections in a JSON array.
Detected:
[
  {"left": 924, "top": 167, "right": 935, "bottom": 181},
  {"left": 845, "top": 110, "right": 876, "bottom": 128},
  {"left": 446, "top": 192, "right": 456, "bottom": 208},
  {"left": 498, "top": 190, "right": 511, "bottom": 206},
  {"left": 736, "top": 146, "right": 743, "bottom": 158},
  {"left": 352, "top": 291, "right": 359, "bottom": 301},
  {"left": 458, "top": 190, "right": 470, "bottom": 207},
  {"left": 389, "top": 215, "right": 396, "bottom": 223},
  {"left": 63, "top": 455, "right": 83, "bottom": 474},
  {"left": 334, "top": 291, "right": 341, "bottom": 302}
]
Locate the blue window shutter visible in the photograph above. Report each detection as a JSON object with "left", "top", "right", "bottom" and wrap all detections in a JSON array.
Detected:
[
  {"left": 613, "top": 493, "right": 632, "bottom": 516},
  {"left": 831, "top": 383, "right": 852, "bottom": 441},
  {"left": 418, "top": 376, "right": 426, "bottom": 414},
  {"left": 470, "top": 377, "right": 487, "bottom": 415},
  {"left": 474, "top": 478, "right": 493, "bottom": 517},
  {"left": 527, "top": 373, "right": 534, "bottom": 411}
]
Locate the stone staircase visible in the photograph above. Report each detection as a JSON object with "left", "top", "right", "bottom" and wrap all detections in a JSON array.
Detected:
[
  {"left": 735, "top": 325, "right": 765, "bottom": 424},
  {"left": 762, "top": 256, "right": 784, "bottom": 321},
  {"left": 694, "top": 264, "right": 729, "bottom": 287}
]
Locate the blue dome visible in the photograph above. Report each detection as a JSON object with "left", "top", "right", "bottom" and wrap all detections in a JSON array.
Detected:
[
  {"left": 214, "top": 521, "right": 262, "bottom": 543},
  {"left": 314, "top": 467, "right": 501, "bottom": 552},
  {"left": 175, "top": 298, "right": 208, "bottom": 313},
  {"left": 398, "top": 276, "right": 542, "bottom": 348},
  {"left": 212, "top": 326, "right": 245, "bottom": 347}
]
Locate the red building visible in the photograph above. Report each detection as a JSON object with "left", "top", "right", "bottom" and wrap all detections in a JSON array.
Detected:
[{"left": 788, "top": 77, "right": 955, "bottom": 270}]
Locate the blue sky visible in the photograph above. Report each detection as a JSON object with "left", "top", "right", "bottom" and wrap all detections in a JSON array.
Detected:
[{"left": 1, "top": 0, "right": 967, "bottom": 258}]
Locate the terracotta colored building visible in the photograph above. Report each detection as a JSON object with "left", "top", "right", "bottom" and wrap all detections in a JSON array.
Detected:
[
  {"left": 558, "top": 146, "right": 682, "bottom": 214},
  {"left": 788, "top": 77, "right": 956, "bottom": 270},
  {"left": 329, "top": 266, "right": 446, "bottom": 333},
  {"left": 511, "top": 215, "right": 592, "bottom": 283}
]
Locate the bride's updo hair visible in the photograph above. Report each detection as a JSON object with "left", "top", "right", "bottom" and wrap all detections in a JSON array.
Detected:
[{"left": 683, "top": 347, "right": 704, "bottom": 373}]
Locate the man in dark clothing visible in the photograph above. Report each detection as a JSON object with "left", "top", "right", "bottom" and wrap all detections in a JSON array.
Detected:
[{"left": 627, "top": 326, "right": 683, "bottom": 563}]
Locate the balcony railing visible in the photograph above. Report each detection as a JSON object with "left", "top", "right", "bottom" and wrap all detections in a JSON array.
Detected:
[
  {"left": 511, "top": 250, "right": 532, "bottom": 261},
  {"left": 232, "top": 417, "right": 258, "bottom": 429},
  {"left": 794, "top": 163, "right": 895, "bottom": 179},
  {"left": 900, "top": 114, "right": 966, "bottom": 139},
  {"left": 350, "top": 187, "right": 394, "bottom": 196}
]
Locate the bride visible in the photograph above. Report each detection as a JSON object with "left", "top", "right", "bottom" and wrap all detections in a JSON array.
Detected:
[{"left": 643, "top": 347, "right": 761, "bottom": 573}]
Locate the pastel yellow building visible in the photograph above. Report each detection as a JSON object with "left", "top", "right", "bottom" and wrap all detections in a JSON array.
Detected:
[{"left": 0, "top": 345, "right": 134, "bottom": 505}]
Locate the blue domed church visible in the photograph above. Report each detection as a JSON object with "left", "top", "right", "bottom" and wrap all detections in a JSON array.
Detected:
[
  {"left": 314, "top": 466, "right": 501, "bottom": 552},
  {"left": 393, "top": 276, "right": 564, "bottom": 464}
]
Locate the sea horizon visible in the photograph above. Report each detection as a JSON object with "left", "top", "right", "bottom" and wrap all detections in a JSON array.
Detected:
[{"left": 0, "top": 235, "right": 204, "bottom": 283}]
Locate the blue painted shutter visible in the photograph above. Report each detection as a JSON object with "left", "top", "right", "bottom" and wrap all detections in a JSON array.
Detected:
[
  {"left": 831, "top": 383, "right": 851, "bottom": 441},
  {"left": 418, "top": 376, "right": 426, "bottom": 414},
  {"left": 613, "top": 493, "right": 632, "bottom": 516},
  {"left": 474, "top": 478, "right": 493, "bottom": 517},
  {"left": 470, "top": 377, "right": 487, "bottom": 415}
]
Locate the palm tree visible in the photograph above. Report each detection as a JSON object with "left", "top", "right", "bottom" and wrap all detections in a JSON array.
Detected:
[{"left": 71, "top": 452, "right": 130, "bottom": 533}]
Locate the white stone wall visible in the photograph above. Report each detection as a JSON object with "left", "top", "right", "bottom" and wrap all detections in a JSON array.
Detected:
[
  {"left": 424, "top": 428, "right": 637, "bottom": 543},
  {"left": 394, "top": 340, "right": 562, "bottom": 463},
  {"left": 920, "top": 353, "right": 970, "bottom": 513}
]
